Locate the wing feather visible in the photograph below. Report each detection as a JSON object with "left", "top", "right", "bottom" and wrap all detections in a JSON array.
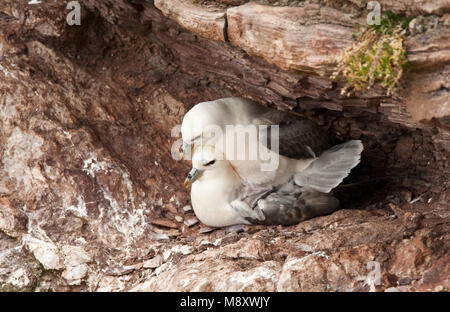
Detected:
[{"left": 255, "top": 110, "right": 334, "bottom": 159}]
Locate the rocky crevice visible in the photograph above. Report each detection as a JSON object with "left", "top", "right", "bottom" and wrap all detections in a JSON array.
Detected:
[
  {"left": 0, "top": 0, "right": 448, "bottom": 291},
  {"left": 154, "top": 0, "right": 450, "bottom": 125}
]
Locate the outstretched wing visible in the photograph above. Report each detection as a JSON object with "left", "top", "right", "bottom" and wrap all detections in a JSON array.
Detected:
[
  {"left": 254, "top": 110, "right": 334, "bottom": 159},
  {"left": 294, "top": 140, "right": 364, "bottom": 193}
]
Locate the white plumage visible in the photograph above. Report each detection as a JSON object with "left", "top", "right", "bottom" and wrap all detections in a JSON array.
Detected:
[
  {"left": 182, "top": 97, "right": 364, "bottom": 227},
  {"left": 186, "top": 146, "right": 341, "bottom": 227},
  {"left": 189, "top": 147, "right": 249, "bottom": 227}
]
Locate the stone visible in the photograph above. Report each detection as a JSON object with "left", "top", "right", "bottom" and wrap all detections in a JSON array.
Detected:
[
  {"left": 104, "top": 265, "right": 136, "bottom": 277},
  {"left": 184, "top": 217, "right": 199, "bottom": 227},
  {"left": 199, "top": 226, "right": 216, "bottom": 234},
  {"left": 62, "top": 246, "right": 91, "bottom": 267},
  {"left": 0, "top": 198, "right": 27, "bottom": 237},
  {"left": 348, "top": 0, "right": 450, "bottom": 15},
  {"left": 23, "top": 236, "right": 63, "bottom": 271},
  {"left": 154, "top": 0, "right": 227, "bottom": 41},
  {"left": 227, "top": 3, "right": 355, "bottom": 76},
  {"left": 151, "top": 219, "right": 179, "bottom": 229},
  {"left": 60, "top": 246, "right": 91, "bottom": 285},
  {"left": 62, "top": 264, "right": 88, "bottom": 285},
  {"left": 143, "top": 255, "right": 164, "bottom": 269},
  {"left": 405, "top": 65, "right": 450, "bottom": 122},
  {"left": 182, "top": 205, "right": 192, "bottom": 213},
  {"left": 0, "top": 0, "right": 447, "bottom": 292}
]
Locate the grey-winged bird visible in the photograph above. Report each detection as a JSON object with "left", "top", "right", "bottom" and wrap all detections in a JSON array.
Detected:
[
  {"left": 181, "top": 97, "right": 363, "bottom": 226},
  {"left": 181, "top": 97, "right": 363, "bottom": 192},
  {"left": 184, "top": 146, "right": 341, "bottom": 226}
]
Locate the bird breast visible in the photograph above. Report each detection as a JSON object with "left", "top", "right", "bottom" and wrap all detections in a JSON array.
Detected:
[{"left": 190, "top": 170, "right": 246, "bottom": 227}]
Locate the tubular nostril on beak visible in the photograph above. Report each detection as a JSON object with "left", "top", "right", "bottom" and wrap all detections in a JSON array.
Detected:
[{"left": 184, "top": 168, "right": 201, "bottom": 187}]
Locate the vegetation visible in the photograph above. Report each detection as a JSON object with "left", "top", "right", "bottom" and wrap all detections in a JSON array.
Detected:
[{"left": 332, "top": 12, "right": 412, "bottom": 96}]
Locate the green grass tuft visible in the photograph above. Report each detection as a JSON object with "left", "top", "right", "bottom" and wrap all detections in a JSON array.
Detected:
[{"left": 331, "top": 12, "right": 412, "bottom": 96}]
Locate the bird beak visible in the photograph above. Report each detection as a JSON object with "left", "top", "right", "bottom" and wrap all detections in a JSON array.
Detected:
[
  {"left": 181, "top": 142, "right": 194, "bottom": 160},
  {"left": 184, "top": 168, "right": 201, "bottom": 188}
]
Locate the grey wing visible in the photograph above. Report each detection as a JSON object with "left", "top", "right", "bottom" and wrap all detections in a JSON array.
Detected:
[
  {"left": 256, "top": 181, "right": 340, "bottom": 225},
  {"left": 229, "top": 184, "right": 273, "bottom": 225},
  {"left": 231, "top": 181, "right": 339, "bottom": 226},
  {"left": 294, "top": 140, "right": 364, "bottom": 193},
  {"left": 256, "top": 110, "right": 334, "bottom": 159}
]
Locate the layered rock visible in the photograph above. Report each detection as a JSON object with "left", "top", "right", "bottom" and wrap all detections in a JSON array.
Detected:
[
  {"left": 0, "top": 0, "right": 448, "bottom": 292},
  {"left": 154, "top": 0, "right": 450, "bottom": 123},
  {"left": 227, "top": 3, "right": 356, "bottom": 75},
  {"left": 154, "top": 0, "right": 227, "bottom": 41},
  {"left": 348, "top": 0, "right": 450, "bottom": 15}
]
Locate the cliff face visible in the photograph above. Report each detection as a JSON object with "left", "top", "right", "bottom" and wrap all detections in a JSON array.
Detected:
[{"left": 0, "top": 1, "right": 448, "bottom": 291}]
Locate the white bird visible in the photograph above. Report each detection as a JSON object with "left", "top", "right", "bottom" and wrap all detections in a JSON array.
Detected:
[
  {"left": 181, "top": 97, "right": 363, "bottom": 193},
  {"left": 184, "top": 146, "right": 340, "bottom": 227},
  {"left": 184, "top": 146, "right": 246, "bottom": 227}
]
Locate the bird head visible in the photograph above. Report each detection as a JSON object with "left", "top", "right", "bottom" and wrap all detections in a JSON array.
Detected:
[
  {"left": 181, "top": 100, "right": 232, "bottom": 159},
  {"left": 184, "top": 146, "right": 225, "bottom": 187}
]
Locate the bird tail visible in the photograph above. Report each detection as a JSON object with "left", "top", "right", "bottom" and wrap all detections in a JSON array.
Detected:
[{"left": 294, "top": 140, "right": 364, "bottom": 193}]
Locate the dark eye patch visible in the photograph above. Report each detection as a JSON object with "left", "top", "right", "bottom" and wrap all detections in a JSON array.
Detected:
[{"left": 204, "top": 160, "right": 216, "bottom": 166}]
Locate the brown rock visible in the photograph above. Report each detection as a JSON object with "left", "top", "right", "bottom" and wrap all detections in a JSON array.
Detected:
[
  {"left": 184, "top": 217, "right": 199, "bottom": 227},
  {"left": 0, "top": 198, "right": 27, "bottom": 237},
  {"left": 143, "top": 255, "right": 164, "bottom": 269},
  {"left": 132, "top": 258, "right": 281, "bottom": 291},
  {"left": 104, "top": 265, "right": 136, "bottom": 277},
  {"left": 154, "top": 0, "right": 227, "bottom": 41},
  {"left": 406, "top": 65, "right": 450, "bottom": 122},
  {"left": 389, "top": 236, "right": 430, "bottom": 279},
  {"left": 0, "top": 0, "right": 447, "bottom": 292},
  {"left": 347, "top": 0, "right": 450, "bottom": 16},
  {"left": 151, "top": 218, "right": 179, "bottom": 229},
  {"left": 227, "top": 3, "right": 354, "bottom": 76},
  {"left": 182, "top": 205, "right": 192, "bottom": 213},
  {"left": 199, "top": 226, "right": 216, "bottom": 233}
]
